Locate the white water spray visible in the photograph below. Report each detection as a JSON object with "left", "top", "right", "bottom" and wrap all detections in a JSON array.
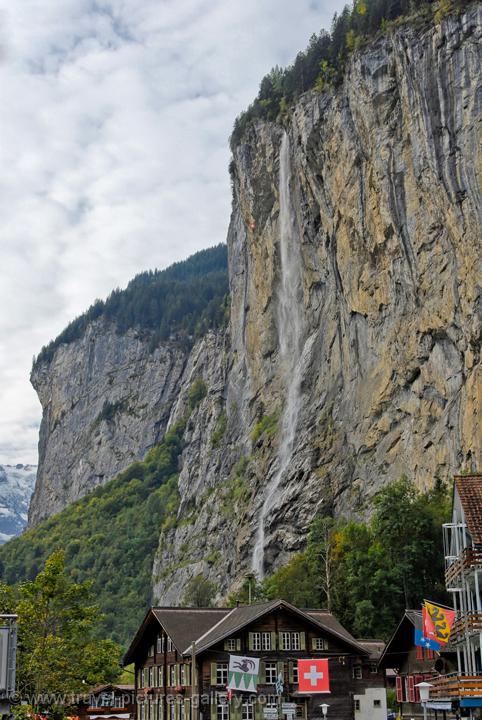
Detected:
[{"left": 252, "top": 132, "right": 305, "bottom": 579}]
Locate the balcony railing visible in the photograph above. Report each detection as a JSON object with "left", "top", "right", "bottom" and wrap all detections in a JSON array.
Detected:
[
  {"left": 430, "top": 673, "right": 482, "bottom": 699},
  {"left": 445, "top": 548, "right": 482, "bottom": 586},
  {"left": 450, "top": 612, "right": 482, "bottom": 640}
]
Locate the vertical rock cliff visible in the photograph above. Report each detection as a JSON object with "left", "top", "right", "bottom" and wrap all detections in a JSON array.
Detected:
[{"left": 27, "top": 7, "right": 481, "bottom": 603}]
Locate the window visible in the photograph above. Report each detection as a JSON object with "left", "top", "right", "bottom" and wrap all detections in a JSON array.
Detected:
[
  {"left": 313, "top": 638, "right": 327, "bottom": 651},
  {"left": 353, "top": 666, "right": 362, "bottom": 680},
  {"left": 354, "top": 700, "right": 360, "bottom": 711},
  {"left": 291, "top": 633, "right": 300, "bottom": 650},
  {"left": 148, "top": 645, "right": 155, "bottom": 657},
  {"left": 139, "top": 704, "right": 145, "bottom": 720},
  {"left": 180, "top": 665, "right": 186, "bottom": 686},
  {"left": 99, "top": 693, "right": 115, "bottom": 708},
  {"left": 261, "top": 632, "right": 271, "bottom": 651},
  {"left": 251, "top": 633, "right": 261, "bottom": 651},
  {"left": 217, "top": 696, "right": 229, "bottom": 720},
  {"left": 225, "top": 639, "right": 237, "bottom": 651},
  {"left": 265, "top": 662, "right": 277, "bottom": 684},
  {"left": 373, "top": 700, "right": 381, "bottom": 708},
  {"left": 216, "top": 663, "right": 228, "bottom": 686},
  {"left": 170, "top": 703, "right": 175, "bottom": 720},
  {"left": 149, "top": 667, "right": 154, "bottom": 687},
  {"left": 370, "top": 664, "right": 378, "bottom": 674},
  {"left": 170, "top": 665, "right": 176, "bottom": 686},
  {"left": 158, "top": 666, "right": 164, "bottom": 687},
  {"left": 280, "top": 632, "right": 291, "bottom": 650},
  {"left": 241, "top": 703, "right": 254, "bottom": 720},
  {"left": 292, "top": 665, "right": 299, "bottom": 683},
  {"left": 179, "top": 703, "right": 185, "bottom": 720},
  {"left": 426, "top": 648, "right": 435, "bottom": 660},
  {"left": 167, "top": 637, "right": 174, "bottom": 652},
  {"left": 416, "top": 644, "right": 424, "bottom": 661},
  {"left": 157, "top": 635, "right": 165, "bottom": 654}
]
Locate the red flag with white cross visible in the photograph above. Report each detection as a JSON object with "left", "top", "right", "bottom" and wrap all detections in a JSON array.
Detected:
[{"left": 297, "top": 659, "right": 330, "bottom": 694}]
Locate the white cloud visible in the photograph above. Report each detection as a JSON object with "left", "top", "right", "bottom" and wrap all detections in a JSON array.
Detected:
[{"left": 0, "top": 0, "right": 346, "bottom": 464}]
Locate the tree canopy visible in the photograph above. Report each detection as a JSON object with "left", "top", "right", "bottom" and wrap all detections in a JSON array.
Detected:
[
  {"left": 35, "top": 244, "right": 228, "bottom": 366},
  {"left": 230, "top": 0, "right": 467, "bottom": 149}
]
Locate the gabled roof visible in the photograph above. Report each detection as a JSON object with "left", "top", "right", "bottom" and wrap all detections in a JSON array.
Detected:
[
  {"left": 123, "top": 607, "right": 230, "bottom": 664},
  {"left": 185, "top": 600, "right": 369, "bottom": 656},
  {"left": 356, "top": 640, "right": 386, "bottom": 661},
  {"left": 454, "top": 475, "right": 482, "bottom": 546},
  {"left": 378, "top": 610, "right": 422, "bottom": 669}
]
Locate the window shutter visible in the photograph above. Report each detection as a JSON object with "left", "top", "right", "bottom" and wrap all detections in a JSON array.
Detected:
[
  {"left": 414, "top": 675, "right": 423, "bottom": 702},
  {"left": 159, "top": 701, "right": 164, "bottom": 720},
  {"left": 224, "top": 640, "right": 229, "bottom": 651},
  {"left": 236, "top": 638, "right": 241, "bottom": 652},
  {"left": 311, "top": 637, "right": 317, "bottom": 651},
  {"left": 174, "top": 702, "right": 179, "bottom": 720},
  {"left": 288, "top": 662, "right": 294, "bottom": 684},
  {"left": 277, "top": 661, "right": 284, "bottom": 680},
  {"left": 395, "top": 676, "right": 403, "bottom": 703},
  {"left": 230, "top": 698, "right": 241, "bottom": 720},
  {"left": 210, "top": 699, "right": 217, "bottom": 720},
  {"left": 186, "top": 664, "right": 191, "bottom": 686},
  {"left": 248, "top": 633, "right": 254, "bottom": 651},
  {"left": 211, "top": 663, "right": 217, "bottom": 686},
  {"left": 271, "top": 632, "right": 277, "bottom": 650},
  {"left": 299, "top": 632, "right": 306, "bottom": 651},
  {"left": 408, "top": 676, "right": 415, "bottom": 703},
  {"left": 184, "top": 700, "right": 190, "bottom": 720},
  {"left": 176, "top": 665, "right": 180, "bottom": 686},
  {"left": 416, "top": 644, "right": 423, "bottom": 661},
  {"left": 259, "top": 661, "right": 266, "bottom": 684},
  {"left": 255, "top": 701, "right": 263, "bottom": 720}
]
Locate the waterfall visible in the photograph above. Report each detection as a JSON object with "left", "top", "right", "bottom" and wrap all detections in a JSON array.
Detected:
[{"left": 252, "top": 132, "right": 304, "bottom": 579}]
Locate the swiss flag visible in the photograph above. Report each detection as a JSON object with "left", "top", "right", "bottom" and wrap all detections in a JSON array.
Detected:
[{"left": 298, "top": 659, "right": 330, "bottom": 694}]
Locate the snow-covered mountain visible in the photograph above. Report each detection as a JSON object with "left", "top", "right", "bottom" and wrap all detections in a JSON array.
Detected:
[{"left": 0, "top": 465, "right": 37, "bottom": 544}]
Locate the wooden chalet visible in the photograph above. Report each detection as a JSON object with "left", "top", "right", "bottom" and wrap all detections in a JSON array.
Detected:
[
  {"left": 76, "top": 684, "right": 136, "bottom": 720},
  {"left": 123, "top": 599, "right": 386, "bottom": 720},
  {"left": 378, "top": 610, "right": 454, "bottom": 718}
]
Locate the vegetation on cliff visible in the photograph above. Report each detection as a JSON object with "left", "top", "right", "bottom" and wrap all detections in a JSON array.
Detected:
[
  {"left": 35, "top": 244, "right": 228, "bottom": 366},
  {"left": 261, "top": 477, "right": 451, "bottom": 639},
  {"left": 230, "top": 0, "right": 470, "bottom": 148},
  {"left": 0, "top": 419, "right": 188, "bottom": 646}
]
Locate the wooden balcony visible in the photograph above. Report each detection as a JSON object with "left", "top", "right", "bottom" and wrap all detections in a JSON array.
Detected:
[
  {"left": 430, "top": 674, "right": 482, "bottom": 699},
  {"left": 450, "top": 612, "right": 482, "bottom": 640},
  {"left": 445, "top": 548, "right": 482, "bottom": 586}
]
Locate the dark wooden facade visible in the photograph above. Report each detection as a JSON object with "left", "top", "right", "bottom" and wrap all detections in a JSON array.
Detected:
[
  {"left": 124, "top": 601, "right": 386, "bottom": 720},
  {"left": 76, "top": 684, "right": 136, "bottom": 720}
]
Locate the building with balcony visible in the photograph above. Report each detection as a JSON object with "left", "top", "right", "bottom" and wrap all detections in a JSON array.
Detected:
[{"left": 430, "top": 474, "right": 482, "bottom": 718}]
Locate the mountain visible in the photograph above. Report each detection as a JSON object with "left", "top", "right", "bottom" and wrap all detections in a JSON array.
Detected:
[
  {"left": 0, "top": 465, "right": 37, "bottom": 544},
  {"left": 0, "top": 4, "right": 480, "bottom": 646}
]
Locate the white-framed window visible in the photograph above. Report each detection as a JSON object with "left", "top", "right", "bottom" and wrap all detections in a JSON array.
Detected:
[
  {"left": 353, "top": 666, "right": 362, "bottom": 680},
  {"left": 99, "top": 692, "right": 115, "bottom": 708},
  {"left": 313, "top": 638, "right": 327, "bottom": 651},
  {"left": 167, "top": 637, "right": 174, "bottom": 652},
  {"left": 139, "top": 703, "right": 145, "bottom": 720},
  {"left": 241, "top": 703, "right": 254, "bottom": 720},
  {"left": 354, "top": 699, "right": 360, "bottom": 711},
  {"left": 370, "top": 664, "right": 377, "bottom": 674},
  {"left": 170, "top": 665, "right": 176, "bottom": 686},
  {"left": 265, "top": 662, "right": 277, "bottom": 684},
  {"left": 180, "top": 665, "right": 186, "bottom": 686},
  {"left": 225, "top": 639, "right": 237, "bottom": 651},
  {"left": 217, "top": 694, "right": 229, "bottom": 720},
  {"left": 261, "top": 632, "right": 271, "bottom": 650},
  {"left": 216, "top": 663, "right": 228, "bottom": 686},
  {"left": 280, "top": 632, "right": 291, "bottom": 650},
  {"left": 169, "top": 702, "right": 175, "bottom": 720},
  {"left": 179, "top": 703, "right": 185, "bottom": 720},
  {"left": 251, "top": 632, "right": 261, "bottom": 651},
  {"left": 291, "top": 633, "right": 300, "bottom": 650},
  {"left": 157, "top": 635, "right": 165, "bottom": 654}
]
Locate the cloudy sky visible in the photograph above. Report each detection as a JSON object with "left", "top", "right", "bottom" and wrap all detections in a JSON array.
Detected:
[{"left": 0, "top": 0, "right": 345, "bottom": 466}]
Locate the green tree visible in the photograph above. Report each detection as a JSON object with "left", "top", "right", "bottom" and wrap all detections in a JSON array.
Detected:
[
  {"left": 8, "top": 551, "right": 121, "bottom": 709},
  {"left": 182, "top": 574, "right": 217, "bottom": 607}
]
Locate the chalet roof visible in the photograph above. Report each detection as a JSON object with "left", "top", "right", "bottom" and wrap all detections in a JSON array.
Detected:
[
  {"left": 454, "top": 475, "right": 482, "bottom": 546},
  {"left": 123, "top": 607, "right": 230, "bottom": 664},
  {"left": 356, "top": 640, "right": 386, "bottom": 660},
  {"left": 187, "top": 600, "right": 369, "bottom": 656},
  {"left": 378, "top": 610, "right": 422, "bottom": 669}
]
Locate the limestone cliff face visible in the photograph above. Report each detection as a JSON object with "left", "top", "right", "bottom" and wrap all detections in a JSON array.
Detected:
[
  {"left": 153, "top": 6, "right": 481, "bottom": 602},
  {"left": 29, "top": 7, "right": 481, "bottom": 602},
  {"left": 29, "top": 320, "right": 188, "bottom": 525}
]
